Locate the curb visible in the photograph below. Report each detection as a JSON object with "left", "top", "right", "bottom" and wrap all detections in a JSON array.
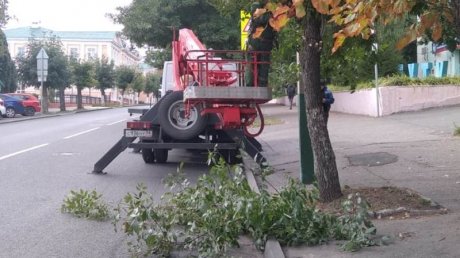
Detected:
[{"left": 241, "top": 150, "right": 286, "bottom": 258}]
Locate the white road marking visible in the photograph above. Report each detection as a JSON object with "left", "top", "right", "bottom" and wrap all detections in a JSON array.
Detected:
[
  {"left": 0, "top": 143, "right": 49, "bottom": 161},
  {"left": 107, "top": 119, "right": 126, "bottom": 126},
  {"left": 63, "top": 127, "right": 100, "bottom": 139}
]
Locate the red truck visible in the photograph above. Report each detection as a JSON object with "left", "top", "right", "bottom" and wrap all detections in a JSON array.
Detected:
[{"left": 93, "top": 29, "right": 270, "bottom": 173}]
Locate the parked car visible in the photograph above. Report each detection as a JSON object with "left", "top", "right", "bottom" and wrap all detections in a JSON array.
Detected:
[
  {"left": 7, "top": 93, "right": 41, "bottom": 116},
  {"left": 0, "top": 99, "right": 6, "bottom": 119},
  {"left": 0, "top": 94, "right": 25, "bottom": 118}
]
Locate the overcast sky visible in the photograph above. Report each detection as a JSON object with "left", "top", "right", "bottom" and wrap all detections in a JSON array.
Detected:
[{"left": 5, "top": 0, "right": 132, "bottom": 31}]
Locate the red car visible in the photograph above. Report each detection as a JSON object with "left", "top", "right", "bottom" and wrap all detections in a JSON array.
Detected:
[{"left": 7, "top": 93, "right": 41, "bottom": 116}]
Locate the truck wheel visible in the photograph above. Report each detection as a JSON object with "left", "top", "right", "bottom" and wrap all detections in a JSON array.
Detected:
[
  {"left": 158, "top": 91, "right": 207, "bottom": 140},
  {"left": 141, "top": 148, "right": 155, "bottom": 163},
  {"left": 154, "top": 149, "right": 168, "bottom": 163}
]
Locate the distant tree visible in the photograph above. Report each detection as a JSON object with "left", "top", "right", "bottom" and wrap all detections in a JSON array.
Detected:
[
  {"left": 0, "top": 0, "right": 10, "bottom": 27},
  {"left": 70, "top": 58, "right": 95, "bottom": 109},
  {"left": 131, "top": 71, "right": 145, "bottom": 98},
  {"left": 16, "top": 36, "right": 70, "bottom": 113},
  {"left": 144, "top": 72, "right": 161, "bottom": 104},
  {"left": 0, "top": 29, "right": 17, "bottom": 93},
  {"left": 94, "top": 57, "right": 115, "bottom": 105},
  {"left": 145, "top": 48, "right": 172, "bottom": 69},
  {"left": 110, "top": 0, "right": 240, "bottom": 55},
  {"left": 114, "top": 65, "right": 135, "bottom": 105}
]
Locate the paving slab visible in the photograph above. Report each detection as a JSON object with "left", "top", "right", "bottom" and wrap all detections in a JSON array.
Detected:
[{"left": 256, "top": 103, "right": 460, "bottom": 258}]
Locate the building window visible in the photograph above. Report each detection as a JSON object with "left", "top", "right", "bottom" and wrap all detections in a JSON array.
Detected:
[
  {"left": 86, "top": 47, "right": 98, "bottom": 60},
  {"left": 70, "top": 48, "right": 79, "bottom": 59},
  {"left": 17, "top": 47, "right": 25, "bottom": 57}
]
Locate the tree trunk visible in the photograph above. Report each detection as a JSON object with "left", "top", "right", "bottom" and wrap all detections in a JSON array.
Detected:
[
  {"left": 100, "top": 89, "right": 106, "bottom": 106},
  {"left": 59, "top": 86, "right": 66, "bottom": 111},
  {"left": 77, "top": 87, "right": 83, "bottom": 109},
  {"left": 300, "top": 11, "right": 342, "bottom": 202},
  {"left": 453, "top": 0, "right": 460, "bottom": 36},
  {"left": 42, "top": 85, "right": 49, "bottom": 113}
]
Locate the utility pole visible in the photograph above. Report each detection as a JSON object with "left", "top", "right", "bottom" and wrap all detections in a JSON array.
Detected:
[
  {"left": 36, "top": 48, "right": 49, "bottom": 113},
  {"left": 297, "top": 52, "right": 315, "bottom": 184}
]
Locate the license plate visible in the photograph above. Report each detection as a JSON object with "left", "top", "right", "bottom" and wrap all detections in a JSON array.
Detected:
[{"left": 124, "top": 130, "right": 153, "bottom": 138}]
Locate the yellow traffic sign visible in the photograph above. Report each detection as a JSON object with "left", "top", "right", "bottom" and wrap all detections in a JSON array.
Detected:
[{"left": 240, "top": 11, "right": 251, "bottom": 50}]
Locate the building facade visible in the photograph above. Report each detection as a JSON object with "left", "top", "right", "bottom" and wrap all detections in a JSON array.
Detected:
[
  {"left": 4, "top": 26, "right": 142, "bottom": 104},
  {"left": 415, "top": 42, "right": 460, "bottom": 77}
]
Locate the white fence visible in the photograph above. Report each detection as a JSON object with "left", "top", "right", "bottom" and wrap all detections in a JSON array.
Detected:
[{"left": 272, "top": 85, "right": 460, "bottom": 117}]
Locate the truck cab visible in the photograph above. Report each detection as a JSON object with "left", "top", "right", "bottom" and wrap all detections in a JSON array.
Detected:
[{"left": 160, "top": 61, "right": 174, "bottom": 98}]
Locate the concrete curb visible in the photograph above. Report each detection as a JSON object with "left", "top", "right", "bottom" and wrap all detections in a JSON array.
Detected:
[{"left": 241, "top": 150, "right": 286, "bottom": 258}]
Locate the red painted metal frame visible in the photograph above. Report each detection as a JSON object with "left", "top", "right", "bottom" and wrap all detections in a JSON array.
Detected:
[{"left": 171, "top": 28, "right": 270, "bottom": 130}]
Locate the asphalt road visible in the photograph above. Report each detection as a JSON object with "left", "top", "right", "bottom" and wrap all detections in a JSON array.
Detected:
[{"left": 0, "top": 108, "right": 210, "bottom": 257}]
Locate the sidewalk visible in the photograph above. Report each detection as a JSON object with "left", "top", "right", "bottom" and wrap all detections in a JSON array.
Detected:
[{"left": 256, "top": 103, "right": 460, "bottom": 258}]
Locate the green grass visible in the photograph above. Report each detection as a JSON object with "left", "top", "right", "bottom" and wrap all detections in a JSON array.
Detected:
[{"left": 454, "top": 124, "right": 460, "bottom": 136}]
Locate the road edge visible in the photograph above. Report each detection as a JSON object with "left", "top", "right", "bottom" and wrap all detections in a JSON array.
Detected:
[{"left": 241, "top": 150, "right": 286, "bottom": 258}]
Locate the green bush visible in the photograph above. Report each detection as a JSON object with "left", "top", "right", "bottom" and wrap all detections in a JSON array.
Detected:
[
  {"left": 454, "top": 124, "right": 460, "bottom": 136},
  {"left": 329, "top": 75, "right": 460, "bottom": 91},
  {"left": 61, "top": 189, "right": 110, "bottom": 221},
  {"left": 112, "top": 153, "right": 377, "bottom": 257}
]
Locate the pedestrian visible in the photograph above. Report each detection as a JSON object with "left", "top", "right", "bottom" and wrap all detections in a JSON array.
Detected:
[
  {"left": 286, "top": 84, "right": 296, "bottom": 110},
  {"left": 321, "top": 80, "right": 334, "bottom": 123},
  {"left": 245, "top": 0, "right": 296, "bottom": 87}
]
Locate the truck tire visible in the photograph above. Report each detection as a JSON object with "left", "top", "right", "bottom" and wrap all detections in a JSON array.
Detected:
[
  {"left": 142, "top": 148, "right": 155, "bottom": 163},
  {"left": 154, "top": 149, "right": 168, "bottom": 163},
  {"left": 158, "top": 91, "right": 207, "bottom": 140}
]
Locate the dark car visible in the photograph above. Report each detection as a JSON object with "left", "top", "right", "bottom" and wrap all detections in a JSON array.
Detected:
[
  {"left": 7, "top": 93, "right": 41, "bottom": 116},
  {"left": 0, "top": 94, "right": 25, "bottom": 118}
]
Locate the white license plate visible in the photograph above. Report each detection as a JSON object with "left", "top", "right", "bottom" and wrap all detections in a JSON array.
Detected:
[{"left": 125, "top": 130, "right": 153, "bottom": 138}]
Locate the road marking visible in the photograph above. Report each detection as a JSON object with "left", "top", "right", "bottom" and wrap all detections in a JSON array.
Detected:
[
  {"left": 0, "top": 143, "right": 49, "bottom": 161},
  {"left": 107, "top": 119, "right": 126, "bottom": 126},
  {"left": 63, "top": 127, "right": 100, "bottom": 139}
]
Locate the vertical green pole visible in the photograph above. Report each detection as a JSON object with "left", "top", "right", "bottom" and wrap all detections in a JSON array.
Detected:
[{"left": 297, "top": 52, "right": 315, "bottom": 184}]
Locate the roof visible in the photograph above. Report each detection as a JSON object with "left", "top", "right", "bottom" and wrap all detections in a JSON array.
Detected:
[{"left": 4, "top": 27, "right": 117, "bottom": 41}]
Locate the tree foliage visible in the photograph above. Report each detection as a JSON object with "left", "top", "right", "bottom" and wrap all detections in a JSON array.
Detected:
[
  {"left": 115, "top": 65, "right": 136, "bottom": 97},
  {"left": 0, "top": 29, "right": 16, "bottom": 93},
  {"left": 16, "top": 36, "right": 70, "bottom": 112},
  {"left": 312, "top": 0, "right": 459, "bottom": 52},
  {"left": 145, "top": 48, "right": 172, "bottom": 69},
  {"left": 144, "top": 72, "right": 161, "bottom": 100},
  {"left": 111, "top": 0, "right": 240, "bottom": 50},
  {"left": 0, "top": 0, "right": 10, "bottom": 27},
  {"left": 70, "top": 59, "right": 95, "bottom": 109},
  {"left": 131, "top": 71, "right": 145, "bottom": 97},
  {"left": 94, "top": 57, "right": 115, "bottom": 104}
]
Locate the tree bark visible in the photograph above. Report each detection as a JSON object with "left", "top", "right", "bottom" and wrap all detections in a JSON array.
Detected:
[
  {"left": 59, "top": 86, "right": 66, "bottom": 112},
  {"left": 300, "top": 11, "right": 342, "bottom": 202},
  {"left": 100, "top": 89, "right": 106, "bottom": 106},
  {"left": 77, "top": 87, "right": 83, "bottom": 109},
  {"left": 453, "top": 0, "right": 460, "bottom": 36}
]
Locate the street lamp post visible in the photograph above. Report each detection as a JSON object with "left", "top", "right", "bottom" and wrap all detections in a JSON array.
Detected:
[
  {"left": 371, "top": 29, "right": 380, "bottom": 117},
  {"left": 36, "top": 48, "right": 49, "bottom": 113}
]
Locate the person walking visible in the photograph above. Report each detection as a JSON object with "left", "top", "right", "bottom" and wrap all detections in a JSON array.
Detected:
[
  {"left": 321, "top": 80, "right": 334, "bottom": 123},
  {"left": 286, "top": 84, "right": 296, "bottom": 110}
]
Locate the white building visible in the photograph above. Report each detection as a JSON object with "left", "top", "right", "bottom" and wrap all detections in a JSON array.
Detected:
[
  {"left": 416, "top": 42, "right": 460, "bottom": 77},
  {"left": 4, "top": 26, "right": 142, "bottom": 104}
]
